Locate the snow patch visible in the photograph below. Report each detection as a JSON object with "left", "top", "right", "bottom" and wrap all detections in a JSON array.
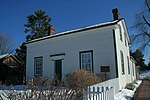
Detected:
[
  {"left": 114, "top": 80, "right": 142, "bottom": 100},
  {"left": 140, "top": 71, "right": 150, "bottom": 80},
  {"left": 0, "top": 54, "right": 9, "bottom": 59}
]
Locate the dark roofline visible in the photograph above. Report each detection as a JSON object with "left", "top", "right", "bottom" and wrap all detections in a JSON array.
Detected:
[
  {"left": 0, "top": 54, "right": 8, "bottom": 62},
  {"left": 0, "top": 54, "right": 24, "bottom": 68},
  {"left": 121, "top": 18, "right": 131, "bottom": 45},
  {"left": 26, "top": 18, "right": 124, "bottom": 44},
  {"left": 10, "top": 54, "right": 25, "bottom": 67}
]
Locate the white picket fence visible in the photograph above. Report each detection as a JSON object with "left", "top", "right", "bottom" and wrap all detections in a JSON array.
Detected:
[
  {"left": 85, "top": 78, "right": 119, "bottom": 100},
  {"left": 0, "top": 78, "right": 119, "bottom": 100}
]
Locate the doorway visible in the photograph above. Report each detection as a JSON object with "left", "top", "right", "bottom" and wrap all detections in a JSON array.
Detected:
[{"left": 55, "top": 60, "right": 62, "bottom": 81}]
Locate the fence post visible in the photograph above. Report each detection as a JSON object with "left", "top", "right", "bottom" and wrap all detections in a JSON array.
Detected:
[
  {"left": 97, "top": 87, "right": 100, "bottom": 100},
  {"left": 87, "top": 78, "right": 118, "bottom": 100},
  {"left": 101, "top": 86, "right": 104, "bottom": 100},
  {"left": 111, "top": 87, "right": 114, "bottom": 100},
  {"left": 105, "top": 87, "right": 107, "bottom": 100},
  {"left": 88, "top": 86, "right": 91, "bottom": 100},
  {"left": 93, "top": 87, "right": 95, "bottom": 100}
]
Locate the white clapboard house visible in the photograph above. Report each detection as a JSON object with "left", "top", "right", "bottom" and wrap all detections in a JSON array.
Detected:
[{"left": 26, "top": 8, "right": 138, "bottom": 89}]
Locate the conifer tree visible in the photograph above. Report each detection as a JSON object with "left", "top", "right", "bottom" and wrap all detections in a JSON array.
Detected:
[
  {"left": 24, "top": 10, "right": 51, "bottom": 41},
  {"left": 131, "top": 49, "right": 148, "bottom": 70},
  {"left": 15, "top": 10, "right": 51, "bottom": 66}
]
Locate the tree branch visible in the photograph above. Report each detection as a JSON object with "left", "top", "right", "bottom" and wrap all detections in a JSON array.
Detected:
[
  {"left": 145, "top": 0, "right": 150, "bottom": 12},
  {"left": 142, "top": 29, "right": 150, "bottom": 38},
  {"left": 142, "top": 15, "right": 150, "bottom": 27}
]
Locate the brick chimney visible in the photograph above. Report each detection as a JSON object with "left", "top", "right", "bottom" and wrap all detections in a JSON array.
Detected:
[
  {"left": 112, "top": 8, "right": 120, "bottom": 20},
  {"left": 49, "top": 25, "right": 56, "bottom": 35}
]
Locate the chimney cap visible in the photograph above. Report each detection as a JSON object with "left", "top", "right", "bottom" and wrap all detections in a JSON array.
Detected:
[
  {"left": 112, "top": 8, "right": 120, "bottom": 20},
  {"left": 49, "top": 25, "right": 56, "bottom": 35},
  {"left": 112, "top": 8, "right": 119, "bottom": 13}
]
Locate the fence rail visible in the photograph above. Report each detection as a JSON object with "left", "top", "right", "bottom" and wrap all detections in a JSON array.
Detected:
[{"left": 84, "top": 78, "right": 119, "bottom": 100}]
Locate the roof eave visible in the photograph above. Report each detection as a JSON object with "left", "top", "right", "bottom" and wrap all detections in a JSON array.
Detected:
[{"left": 26, "top": 18, "right": 124, "bottom": 44}]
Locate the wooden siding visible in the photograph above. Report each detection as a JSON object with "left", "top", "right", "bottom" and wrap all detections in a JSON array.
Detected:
[{"left": 0, "top": 56, "right": 24, "bottom": 85}]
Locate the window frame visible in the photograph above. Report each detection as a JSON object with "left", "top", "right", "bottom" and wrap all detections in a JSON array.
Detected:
[
  {"left": 118, "top": 25, "right": 123, "bottom": 42},
  {"left": 124, "top": 32, "right": 127, "bottom": 46},
  {"left": 127, "top": 56, "right": 130, "bottom": 74},
  {"left": 34, "top": 56, "right": 43, "bottom": 76},
  {"left": 79, "top": 50, "right": 94, "bottom": 73},
  {"left": 132, "top": 62, "right": 135, "bottom": 76},
  {"left": 120, "top": 50, "right": 125, "bottom": 75}
]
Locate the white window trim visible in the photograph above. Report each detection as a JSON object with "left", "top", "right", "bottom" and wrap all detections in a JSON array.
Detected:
[
  {"left": 34, "top": 56, "right": 43, "bottom": 76},
  {"left": 118, "top": 25, "right": 123, "bottom": 41},
  {"left": 79, "top": 50, "right": 93, "bottom": 73},
  {"left": 127, "top": 56, "right": 130, "bottom": 74},
  {"left": 120, "top": 50, "right": 125, "bottom": 75}
]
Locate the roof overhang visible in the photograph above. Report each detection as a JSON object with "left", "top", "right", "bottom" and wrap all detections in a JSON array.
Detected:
[
  {"left": 121, "top": 19, "right": 131, "bottom": 45},
  {"left": 26, "top": 18, "right": 124, "bottom": 45}
]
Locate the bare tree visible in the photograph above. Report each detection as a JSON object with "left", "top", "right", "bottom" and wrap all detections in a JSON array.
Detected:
[
  {"left": 0, "top": 33, "right": 13, "bottom": 55},
  {"left": 132, "top": 0, "right": 150, "bottom": 50}
]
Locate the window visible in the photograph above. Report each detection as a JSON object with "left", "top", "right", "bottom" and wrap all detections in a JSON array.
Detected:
[
  {"left": 118, "top": 25, "right": 123, "bottom": 41},
  {"left": 34, "top": 57, "right": 43, "bottom": 76},
  {"left": 120, "top": 50, "right": 125, "bottom": 75},
  {"left": 124, "top": 33, "right": 127, "bottom": 46},
  {"left": 127, "top": 56, "right": 130, "bottom": 74},
  {"left": 80, "top": 50, "right": 93, "bottom": 72},
  {"left": 132, "top": 62, "right": 134, "bottom": 76}
]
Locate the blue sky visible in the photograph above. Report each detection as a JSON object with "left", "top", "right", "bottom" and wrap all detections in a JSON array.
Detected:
[{"left": 0, "top": 0, "right": 149, "bottom": 63}]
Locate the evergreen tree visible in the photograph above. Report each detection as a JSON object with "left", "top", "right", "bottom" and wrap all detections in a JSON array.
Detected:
[
  {"left": 15, "top": 10, "right": 51, "bottom": 66},
  {"left": 148, "top": 61, "right": 150, "bottom": 70},
  {"left": 15, "top": 43, "right": 26, "bottom": 66},
  {"left": 131, "top": 49, "right": 148, "bottom": 70},
  {"left": 24, "top": 10, "right": 51, "bottom": 41}
]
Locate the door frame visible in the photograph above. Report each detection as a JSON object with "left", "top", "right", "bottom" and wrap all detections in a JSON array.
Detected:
[{"left": 54, "top": 59, "right": 63, "bottom": 81}]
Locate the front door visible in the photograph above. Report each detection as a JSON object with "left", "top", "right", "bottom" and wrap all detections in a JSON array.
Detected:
[{"left": 55, "top": 60, "right": 62, "bottom": 81}]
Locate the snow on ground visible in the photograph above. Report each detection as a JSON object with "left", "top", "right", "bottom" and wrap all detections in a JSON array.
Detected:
[
  {"left": 114, "top": 70, "right": 150, "bottom": 100},
  {"left": 114, "top": 80, "right": 142, "bottom": 100},
  {"left": 0, "top": 85, "right": 27, "bottom": 90},
  {"left": 0, "top": 85, "right": 28, "bottom": 100},
  {"left": 0, "top": 71, "right": 149, "bottom": 100},
  {"left": 0, "top": 85, "right": 74, "bottom": 100},
  {"left": 140, "top": 70, "right": 150, "bottom": 80}
]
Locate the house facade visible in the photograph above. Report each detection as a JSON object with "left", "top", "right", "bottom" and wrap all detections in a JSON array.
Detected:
[{"left": 26, "top": 9, "right": 137, "bottom": 90}]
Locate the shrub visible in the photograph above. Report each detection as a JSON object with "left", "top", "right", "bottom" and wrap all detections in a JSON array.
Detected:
[
  {"left": 65, "top": 69, "right": 101, "bottom": 99},
  {"left": 65, "top": 69, "right": 101, "bottom": 90},
  {"left": 1, "top": 77, "right": 74, "bottom": 100},
  {"left": 125, "top": 83, "right": 135, "bottom": 90}
]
